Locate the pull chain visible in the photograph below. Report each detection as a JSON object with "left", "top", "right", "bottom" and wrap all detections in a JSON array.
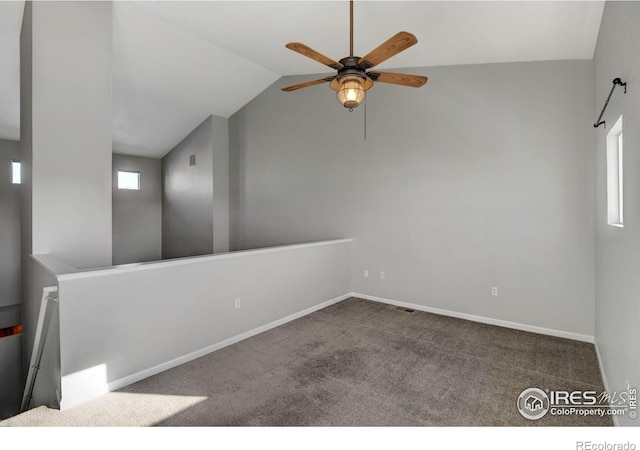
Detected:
[{"left": 364, "top": 96, "right": 367, "bottom": 140}]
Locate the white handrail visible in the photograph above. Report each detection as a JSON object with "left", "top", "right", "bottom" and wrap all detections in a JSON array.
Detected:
[{"left": 20, "top": 286, "right": 58, "bottom": 412}]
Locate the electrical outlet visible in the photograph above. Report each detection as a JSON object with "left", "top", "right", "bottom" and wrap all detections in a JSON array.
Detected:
[
  {"left": 364, "top": 270, "right": 369, "bottom": 278},
  {"left": 235, "top": 298, "right": 241, "bottom": 309},
  {"left": 380, "top": 271, "right": 385, "bottom": 280},
  {"left": 491, "top": 287, "right": 498, "bottom": 296}
]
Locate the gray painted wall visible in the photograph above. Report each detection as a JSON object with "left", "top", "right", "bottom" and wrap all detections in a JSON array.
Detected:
[
  {"left": 593, "top": 1, "right": 640, "bottom": 426},
  {"left": 0, "top": 139, "right": 21, "bottom": 419},
  {"left": 212, "top": 116, "right": 230, "bottom": 254},
  {"left": 112, "top": 154, "right": 162, "bottom": 265},
  {"left": 20, "top": 1, "right": 112, "bottom": 404},
  {"left": 162, "top": 114, "right": 230, "bottom": 259},
  {"left": 230, "top": 59, "right": 595, "bottom": 337},
  {"left": 0, "top": 335, "right": 21, "bottom": 419},
  {"left": 57, "top": 240, "right": 350, "bottom": 408},
  {"left": 0, "top": 139, "right": 21, "bottom": 309},
  {"left": 28, "top": 1, "right": 113, "bottom": 270},
  {"left": 162, "top": 116, "right": 214, "bottom": 259},
  {"left": 19, "top": 0, "right": 34, "bottom": 386}
]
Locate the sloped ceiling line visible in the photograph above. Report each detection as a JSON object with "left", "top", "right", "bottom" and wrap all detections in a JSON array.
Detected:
[{"left": 0, "top": 1, "right": 605, "bottom": 158}]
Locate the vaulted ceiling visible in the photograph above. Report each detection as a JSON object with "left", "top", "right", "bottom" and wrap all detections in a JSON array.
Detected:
[{"left": 0, "top": 1, "right": 605, "bottom": 158}]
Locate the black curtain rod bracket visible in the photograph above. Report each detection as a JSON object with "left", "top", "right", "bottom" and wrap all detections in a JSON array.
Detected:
[{"left": 594, "top": 77, "right": 627, "bottom": 128}]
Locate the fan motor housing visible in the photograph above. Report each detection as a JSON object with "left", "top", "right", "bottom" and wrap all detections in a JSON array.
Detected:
[{"left": 330, "top": 56, "right": 374, "bottom": 92}]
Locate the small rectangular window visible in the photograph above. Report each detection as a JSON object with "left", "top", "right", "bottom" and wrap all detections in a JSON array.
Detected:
[
  {"left": 606, "top": 115, "right": 623, "bottom": 227},
  {"left": 11, "top": 160, "right": 21, "bottom": 184},
  {"left": 117, "top": 170, "right": 140, "bottom": 190}
]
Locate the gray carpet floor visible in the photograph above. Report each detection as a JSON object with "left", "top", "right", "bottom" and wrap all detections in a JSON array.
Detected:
[{"left": 1, "top": 297, "right": 611, "bottom": 426}]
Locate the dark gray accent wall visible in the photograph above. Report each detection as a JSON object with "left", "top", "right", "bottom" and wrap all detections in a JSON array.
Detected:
[
  {"left": 212, "top": 116, "right": 230, "bottom": 254},
  {"left": 0, "top": 139, "right": 21, "bottom": 420},
  {"left": 0, "top": 139, "right": 21, "bottom": 309},
  {"left": 113, "top": 154, "right": 162, "bottom": 265},
  {"left": 162, "top": 116, "right": 214, "bottom": 259},
  {"left": 593, "top": 1, "right": 640, "bottom": 426},
  {"left": 0, "top": 335, "right": 21, "bottom": 419},
  {"left": 162, "top": 114, "right": 230, "bottom": 259},
  {"left": 230, "top": 59, "right": 595, "bottom": 337}
]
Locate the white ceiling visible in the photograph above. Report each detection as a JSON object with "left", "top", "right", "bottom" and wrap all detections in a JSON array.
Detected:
[{"left": 0, "top": 1, "right": 605, "bottom": 158}]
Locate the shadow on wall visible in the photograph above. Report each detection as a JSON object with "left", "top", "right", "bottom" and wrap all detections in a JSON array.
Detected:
[
  {"left": 0, "top": 139, "right": 22, "bottom": 419},
  {"left": 113, "top": 114, "right": 229, "bottom": 265}
]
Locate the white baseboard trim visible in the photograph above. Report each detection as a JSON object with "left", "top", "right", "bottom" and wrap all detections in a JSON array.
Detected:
[
  {"left": 105, "top": 292, "right": 594, "bottom": 397},
  {"left": 594, "top": 341, "right": 610, "bottom": 392},
  {"left": 351, "top": 292, "right": 595, "bottom": 343},
  {"left": 106, "top": 292, "right": 351, "bottom": 393},
  {"left": 594, "top": 340, "right": 619, "bottom": 427}
]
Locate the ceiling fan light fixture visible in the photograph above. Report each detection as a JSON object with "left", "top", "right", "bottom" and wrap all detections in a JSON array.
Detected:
[
  {"left": 281, "top": 0, "right": 428, "bottom": 113},
  {"left": 336, "top": 76, "right": 366, "bottom": 111}
]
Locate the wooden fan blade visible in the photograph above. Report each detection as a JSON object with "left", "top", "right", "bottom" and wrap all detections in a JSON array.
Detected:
[
  {"left": 358, "top": 32, "right": 418, "bottom": 69},
  {"left": 281, "top": 77, "right": 335, "bottom": 92},
  {"left": 369, "top": 72, "right": 428, "bottom": 88},
  {"left": 285, "top": 43, "right": 343, "bottom": 70}
]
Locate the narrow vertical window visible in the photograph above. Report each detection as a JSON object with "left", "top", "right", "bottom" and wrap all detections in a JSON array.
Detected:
[
  {"left": 117, "top": 170, "right": 140, "bottom": 190},
  {"left": 11, "top": 160, "right": 21, "bottom": 184},
  {"left": 606, "top": 115, "right": 623, "bottom": 227}
]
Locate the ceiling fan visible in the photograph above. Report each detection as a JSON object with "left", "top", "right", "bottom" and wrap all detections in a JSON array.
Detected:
[{"left": 281, "top": 0, "right": 428, "bottom": 111}]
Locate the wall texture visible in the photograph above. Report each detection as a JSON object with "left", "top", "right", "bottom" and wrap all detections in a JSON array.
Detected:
[
  {"left": 230, "top": 59, "right": 595, "bottom": 337},
  {"left": 0, "top": 139, "right": 21, "bottom": 309},
  {"left": 593, "top": 1, "right": 640, "bottom": 426},
  {"left": 112, "top": 154, "right": 162, "bottom": 265}
]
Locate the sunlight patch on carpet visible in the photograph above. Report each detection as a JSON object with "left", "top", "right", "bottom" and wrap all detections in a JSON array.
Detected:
[{"left": 1, "top": 392, "right": 208, "bottom": 427}]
